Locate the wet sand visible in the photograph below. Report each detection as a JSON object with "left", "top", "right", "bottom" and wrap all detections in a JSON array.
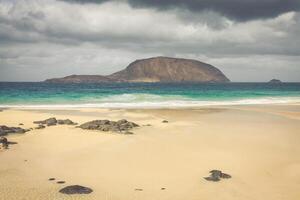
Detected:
[{"left": 0, "top": 105, "right": 300, "bottom": 200}]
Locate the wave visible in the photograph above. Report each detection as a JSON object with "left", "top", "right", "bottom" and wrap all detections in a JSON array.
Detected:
[{"left": 1, "top": 95, "right": 300, "bottom": 109}]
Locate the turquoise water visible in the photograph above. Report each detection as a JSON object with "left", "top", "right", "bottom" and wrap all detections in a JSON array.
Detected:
[{"left": 0, "top": 82, "right": 300, "bottom": 108}]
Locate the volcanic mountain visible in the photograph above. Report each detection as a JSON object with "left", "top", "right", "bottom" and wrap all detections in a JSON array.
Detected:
[{"left": 45, "top": 57, "right": 230, "bottom": 83}]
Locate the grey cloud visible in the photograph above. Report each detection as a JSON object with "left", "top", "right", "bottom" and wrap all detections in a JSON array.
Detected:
[
  {"left": 129, "top": 0, "right": 300, "bottom": 21},
  {"left": 2, "top": 1, "right": 300, "bottom": 56},
  {"left": 63, "top": 0, "right": 300, "bottom": 21}
]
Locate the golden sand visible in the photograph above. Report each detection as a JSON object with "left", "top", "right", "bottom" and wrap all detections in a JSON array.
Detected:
[{"left": 0, "top": 105, "right": 300, "bottom": 200}]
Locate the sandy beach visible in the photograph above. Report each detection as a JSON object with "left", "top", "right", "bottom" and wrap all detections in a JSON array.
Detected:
[{"left": 1, "top": 105, "right": 300, "bottom": 200}]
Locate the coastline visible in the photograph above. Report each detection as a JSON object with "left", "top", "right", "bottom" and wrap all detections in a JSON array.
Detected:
[
  {"left": 0, "top": 97, "right": 300, "bottom": 109},
  {"left": 1, "top": 105, "right": 300, "bottom": 200}
]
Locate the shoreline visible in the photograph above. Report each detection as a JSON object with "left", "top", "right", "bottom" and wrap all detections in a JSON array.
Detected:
[{"left": 1, "top": 100, "right": 300, "bottom": 110}]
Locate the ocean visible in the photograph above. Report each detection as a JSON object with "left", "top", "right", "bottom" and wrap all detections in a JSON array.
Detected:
[{"left": 0, "top": 82, "right": 300, "bottom": 108}]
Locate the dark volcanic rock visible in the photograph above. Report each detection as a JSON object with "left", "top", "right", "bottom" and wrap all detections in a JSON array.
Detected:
[
  {"left": 48, "top": 178, "right": 55, "bottom": 181},
  {"left": 204, "top": 176, "right": 220, "bottom": 182},
  {"left": 162, "top": 120, "right": 168, "bottom": 123},
  {"left": 45, "top": 57, "right": 230, "bottom": 83},
  {"left": 0, "top": 125, "right": 28, "bottom": 136},
  {"left": 57, "top": 181, "right": 66, "bottom": 184},
  {"left": 59, "top": 185, "right": 93, "bottom": 195},
  {"left": 0, "top": 136, "right": 8, "bottom": 149},
  {"left": 204, "top": 170, "right": 232, "bottom": 182},
  {"left": 34, "top": 118, "right": 57, "bottom": 126},
  {"left": 220, "top": 172, "right": 232, "bottom": 179},
  {"left": 57, "top": 119, "right": 77, "bottom": 125},
  {"left": 35, "top": 124, "right": 46, "bottom": 129},
  {"left": 34, "top": 118, "right": 77, "bottom": 127},
  {"left": 124, "top": 131, "right": 134, "bottom": 135},
  {"left": 79, "top": 119, "right": 139, "bottom": 133}
]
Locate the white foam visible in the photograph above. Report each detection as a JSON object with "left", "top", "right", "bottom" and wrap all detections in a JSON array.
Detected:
[{"left": 1, "top": 97, "right": 300, "bottom": 109}]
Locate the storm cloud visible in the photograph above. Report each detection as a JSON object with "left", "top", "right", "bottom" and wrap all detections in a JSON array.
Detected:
[
  {"left": 63, "top": 0, "right": 300, "bottom": 21},
  {"left": 0, "top": 0, "right": 299, "bottom": 81}
]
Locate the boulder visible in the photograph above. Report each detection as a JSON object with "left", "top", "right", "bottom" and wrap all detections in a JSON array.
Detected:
[
  {"left": 34, "top": 117, "right": 57, "bottom": 126},
  {"left": 59, "top": 185, "right": 93, "bottom": 195},
  {"left": 0, "top": 125, "right": 28, "bottom": 136},
  {"left": 78, "top": 119, "right": 139, "bottom": 133}
]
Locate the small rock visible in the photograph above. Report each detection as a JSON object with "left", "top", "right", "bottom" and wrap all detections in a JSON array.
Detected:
[
  {"left": 59, "top": 185, "right": 93, "bottom": 195},
  {"left": 204, "top": 170, "right": 231, "bottom": 182},
  {"left": 0, "top": 136, "right": 8, "bottom": 149},
  {"left": 162, "top": 120, "right": 168, "bottom": 123},
  {"left": 35, "top": 124, "right": 46, "bottom": 129},
  {"left": 49, "top": 178, "right": 55, "bottom": 181},
  {"left": 161, "top": 188, "right": 166, "bottom": 190},
  {"left": 19, "top": 123, "right": 24, "bottom": 126},
  {"left": 57, "top": 119, "right": 77, "bottom": 125},
  {"left": 124, "top": 131, "right": 134, "bottom": 135},
  {"left": 135, "top": 188, "right": 143, "bottom": 191},
  {"left": 57, "top": 181, "right": 66, "bottom": 184}
]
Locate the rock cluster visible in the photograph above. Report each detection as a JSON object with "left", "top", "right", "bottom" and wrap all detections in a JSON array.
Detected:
[
  {"left": 204, "top": 170, "right": 231, "bottom": 182},
  {"left": 34, "top": 118, "right": 77, "bottom": 127},
  {"left": 59, "top": 185, "right": 93, "bottom": 195},
  {"left": 0, "top": 125, "right": 29, "bottom": 136},
  {"left": 78, "top": 119, "right": 139, "bottom": 133}
]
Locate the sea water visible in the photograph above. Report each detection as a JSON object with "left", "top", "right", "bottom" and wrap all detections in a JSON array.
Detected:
[{"left": 0, "top": 82, "right": 299, "bottom": 108}]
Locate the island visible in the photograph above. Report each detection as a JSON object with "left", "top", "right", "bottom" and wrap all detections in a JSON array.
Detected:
[
  {"left": 45, "top": 57, "right": 230, "bottom": 83},
  {"left": 268, "top": 79, "right": 282, "bottom": 83}
]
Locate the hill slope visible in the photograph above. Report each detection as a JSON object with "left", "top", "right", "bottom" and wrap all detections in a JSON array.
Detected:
[{"left": 108, "top": 57, "right": 229, "bottom": 83}]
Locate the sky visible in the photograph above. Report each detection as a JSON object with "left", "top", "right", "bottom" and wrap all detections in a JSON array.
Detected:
[{"left": 0, "top": 0, "right": 300, "bottom": 82}]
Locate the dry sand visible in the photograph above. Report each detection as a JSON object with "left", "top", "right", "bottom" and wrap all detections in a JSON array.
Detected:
[{"left": 0, "top": 105, "right": 300, "bottom": 200}]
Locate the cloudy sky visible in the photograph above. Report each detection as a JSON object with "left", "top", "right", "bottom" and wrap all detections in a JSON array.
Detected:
[{"left": 0, "top": 0, "right": 300, "bottom": 82}]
